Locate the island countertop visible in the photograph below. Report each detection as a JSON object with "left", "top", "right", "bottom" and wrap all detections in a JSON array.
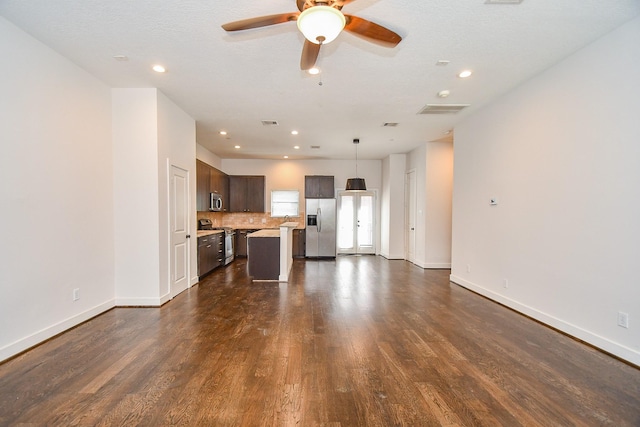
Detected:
[{"left": 247, "top": 229, "right": 279, "bottom": 238}]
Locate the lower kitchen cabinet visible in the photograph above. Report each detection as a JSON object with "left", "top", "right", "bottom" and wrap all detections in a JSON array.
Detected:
[
  {"left": 198, "top": 233, "right": 224, "bottom": 277},
  {"left": 235, "top": 229, "right": 258, "bottom": 257},
  {"left": 292, "top": 229, "right": 306, "bottom": 258}
]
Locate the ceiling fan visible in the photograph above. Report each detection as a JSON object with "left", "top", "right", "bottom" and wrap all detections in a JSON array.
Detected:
[{"left": 221, "top": 0, "right": 402, "bottom": 70}]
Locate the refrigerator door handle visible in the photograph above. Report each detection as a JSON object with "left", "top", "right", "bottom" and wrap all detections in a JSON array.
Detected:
[{"left": 317, "top": 207, "right": 321, "bottom": 233}]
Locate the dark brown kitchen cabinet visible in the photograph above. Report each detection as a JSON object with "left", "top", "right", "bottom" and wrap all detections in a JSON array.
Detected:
[
  {"left": 198, "top": 232, "right": 224, "bottom": 277},
  {"left": 292, "top": 229, "right": 306, "bottom": 258},
  {"left": 197, "top": 160, "right": 229, "bottom": 212},
  {"left": 196, "top": 160, "right": 210, "bottom": 212},
  {"left": 235, "top": 229, "right": 258, "bottom": 257},
  {"left": 209, "top": 167, "right": 229, "bottom": 212},
  {"left": 229, "top": 176, "right": 265, "bottom": 212},
  {"left": 305, "top": 175, "right": 334, "bottom": 198}
]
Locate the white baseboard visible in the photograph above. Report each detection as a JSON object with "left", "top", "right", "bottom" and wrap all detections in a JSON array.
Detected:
[
  {"left": 114, "top": 297, "right": 163, "bottom": 307},
  {"left": 450, "top": 274, "right": 640, "bottom": 367},
  {"left": 0, "top": 299, "right": 115, "bottom": 363},
  {"left": 380, "top": 252, "right": 405, "bottom": 260},
  {"left": 411, "top": 259, "right": 451, "bottom": 269}
]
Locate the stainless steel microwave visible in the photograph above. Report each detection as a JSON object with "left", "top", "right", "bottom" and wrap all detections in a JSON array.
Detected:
[{"left": 210, "top": 193, "right": 223, "bottom": 211}]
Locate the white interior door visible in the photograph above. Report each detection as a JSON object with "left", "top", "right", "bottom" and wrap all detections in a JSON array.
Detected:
[
  {"left": 170, "top": 165, "right": 189, "bottom": 298},
  {"left": 405, "top": 170, "right": 416, "bottom": 262},
  {"left": 337, "top": 191, "right": 375, "bottom": 255}
]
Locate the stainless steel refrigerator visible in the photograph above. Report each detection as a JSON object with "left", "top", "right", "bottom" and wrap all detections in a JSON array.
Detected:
[{"left": 305, "top": 198, "right": 336, "bottom": 258}]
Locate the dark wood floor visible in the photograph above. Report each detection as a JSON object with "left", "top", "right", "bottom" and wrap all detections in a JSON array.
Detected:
[{"left": 1, "top": 257, "right": 639, "bottom": 426}]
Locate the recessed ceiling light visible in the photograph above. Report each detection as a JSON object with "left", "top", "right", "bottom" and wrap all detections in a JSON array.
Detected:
[
  {"left": 291, "top": 130, "right": 299, "bottom": 135},
  {"left": 437, "top": 90, "right": 450, "bottom": 98},
  {"left": 294, "top": 146, "right": 300, "bottom": 150},
  {"left": 152, "top": 64, "right": 166, "bottom": 73},
  {"left": 234, "top": 145, "right": 240, "bottom": 149},
  {"left": 458, "top": 70, "right": 472, "bottom": 78},
  {"left": 219, "top": 131, "right": 227, "bottom": 135},
  {"left": 308, "top": 67, "right": 320, "bottom": 75},
  {"left": 284, "top": 155, "right": 289, "bottom": 159}
]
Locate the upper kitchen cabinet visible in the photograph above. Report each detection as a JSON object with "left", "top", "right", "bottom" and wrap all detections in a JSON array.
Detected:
[
  {"left": 305, "top": 175, "right": 335, "bottom": 198},
  {"left": 229, "top": 175, "right": 265, "bottom": 212},
  {"left": 209, "top": 166, "right": 229, "bottom": 212},
  {"left": 196, "top": 160, "right": 229, "bottom": 212},
  {"left": 196, "top": 160, "right": 210, "bottom": 212}
]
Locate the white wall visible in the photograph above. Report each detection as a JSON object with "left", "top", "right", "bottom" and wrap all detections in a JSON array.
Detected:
[
  {"left": 221, "top": 158, "right": 383, "bottom": 252},
  {"left": 451, "top": 16, "right": 640, "bottom": 365},
  {"left": 406, "top": 143, "right": 453, "bottom": 268},
  {"left": 0, "top": 17, "right": 115, "bottom": 361},
  {"left": 221, "top": 158, "right": 382, "bottom": 199},
  {"left": 425, "top": 142, "right": 453, "bottom": 268},
  {"left": 112, "top": 89, "right": 161, "bottom": 304},
  {"left": 113, "top": 89, "right": 197, "bottom": 305},
  {"left": 196, "top": 144, "right": 222, "bottom": 170},
  {"left": 157, "top": 93, "right": 198, "bottom": 291},
  {"left": 381, "top": 154, "right": 407, "bottom": 259}
]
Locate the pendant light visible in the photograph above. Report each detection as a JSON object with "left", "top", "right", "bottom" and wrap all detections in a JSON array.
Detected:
[{"left": 345, "top": 139, "right": 367, "bottom": 191}]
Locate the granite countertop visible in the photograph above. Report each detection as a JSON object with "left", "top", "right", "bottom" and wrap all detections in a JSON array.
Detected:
[
  {"left": 233, "top": 224, "right": 305, "bottom": 230},
  {"left": 247, "top": 229, "right": 280, "bottom": 238},
  {"left": 279, "top": 222, "right": 299, "bottom": 228},
  {"left": 197, "top": 230, "right": 225, "bottom": 237}
]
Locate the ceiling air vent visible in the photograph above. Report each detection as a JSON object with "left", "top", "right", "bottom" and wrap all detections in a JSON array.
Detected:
[
  {"left": 310, "top": 145, "right": 321, "bottom": 149},
  {"left": 383, "top": 122, "right": 399, "bottom": 127},
  {"left": 261, "top": 120, "right": 279, "bottom": 126},
  {"left": 418, "top": 104, "right": 470, "bottom": 115}
]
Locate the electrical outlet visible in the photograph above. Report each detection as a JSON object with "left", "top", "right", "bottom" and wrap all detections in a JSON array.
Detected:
[
  {"left": 261, "top": 218, "right": 266, "bottom": 224},
  {"left": 617, "top": 312, "right": 629, "bottom": 329},
  {"left": 73, "top": 288, "right": 80, "bottom": 301},
  {"left": 467, "top": 264, "right": 471, "bottom": 273},
  {"left": 249, "top": 218, "right": 254, "bottom": 223},
  {"left": 503, "top": 279, "right": 509, "bottom": 289}
]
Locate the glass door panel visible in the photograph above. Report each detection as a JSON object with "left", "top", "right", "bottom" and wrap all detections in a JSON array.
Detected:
[{"left": 337, "top": 191, "right": 375, "bottom": 254}]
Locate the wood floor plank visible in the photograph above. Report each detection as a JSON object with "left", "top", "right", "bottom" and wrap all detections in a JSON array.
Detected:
[{"left": 1, "top": 256, "right": 639, "bottom": 426}]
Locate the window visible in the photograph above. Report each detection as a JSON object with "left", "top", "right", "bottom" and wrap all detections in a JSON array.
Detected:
[{"left": 271, "top": 190, "right": 299, "bottom": 217}]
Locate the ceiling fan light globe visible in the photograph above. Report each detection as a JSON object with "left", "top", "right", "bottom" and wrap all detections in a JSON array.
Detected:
[{"left": 297, "top": 6, "right": 346, "bottom": 45}]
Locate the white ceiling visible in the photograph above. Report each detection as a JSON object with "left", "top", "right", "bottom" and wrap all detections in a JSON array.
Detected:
[{"left": 2, "top": 0, "right": 639, "bottom": 160}]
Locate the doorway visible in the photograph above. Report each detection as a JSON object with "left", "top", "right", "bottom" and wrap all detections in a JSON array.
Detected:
[
  {"left": 337, "top": 190, "right": 376, "bottom": 255},
  {"left": 405, "top": 169, "right": 416, "bottom": 263},
  {"left": 169, "top": 164, "right": 190, "bottom": 298}
]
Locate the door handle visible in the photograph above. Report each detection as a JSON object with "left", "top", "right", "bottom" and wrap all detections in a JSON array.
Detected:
[
  {"left": 317, "top": 208, "right": 322, "bottom": 233},
  {"left": 186, "top": 234, "right": 191, "bottom": 239}
]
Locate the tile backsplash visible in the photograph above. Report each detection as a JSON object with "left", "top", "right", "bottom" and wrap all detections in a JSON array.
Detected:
[{"left": 197, "top": 211, "right": 305, "bottom": 229}]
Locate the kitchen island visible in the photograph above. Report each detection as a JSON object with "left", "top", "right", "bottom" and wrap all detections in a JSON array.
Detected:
[{"left": 247, "top": 222, "right": 298, "bottom": 282}]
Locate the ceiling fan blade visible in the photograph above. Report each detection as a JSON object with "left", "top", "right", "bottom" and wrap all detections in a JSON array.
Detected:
[
  {"left": 297, "top": 0, "right": 356, "bottom": 12},
  {"left": 343, "top": 15, "right": 402, "bottom": 47},
  {"left": 222, "top": 13, "right": 299, "bottom": 31},
  {"left": 300, "top": 40, "right": 321, "bottom": 70},
  {"left": 334, "top": 0, "right": 358, "bottom": 10}
]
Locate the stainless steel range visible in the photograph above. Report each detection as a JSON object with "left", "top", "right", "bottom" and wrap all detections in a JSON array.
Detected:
[
  {"left": 219, "top": 227, "right": 235, "bottom": 265},
  {"left": 198, "top": 219, "right": 235, "bottom": 265}
]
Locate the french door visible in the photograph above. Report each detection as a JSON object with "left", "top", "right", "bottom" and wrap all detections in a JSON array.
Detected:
[{"left": 337, "top": 191, "right": 375, "bottom": 255}]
